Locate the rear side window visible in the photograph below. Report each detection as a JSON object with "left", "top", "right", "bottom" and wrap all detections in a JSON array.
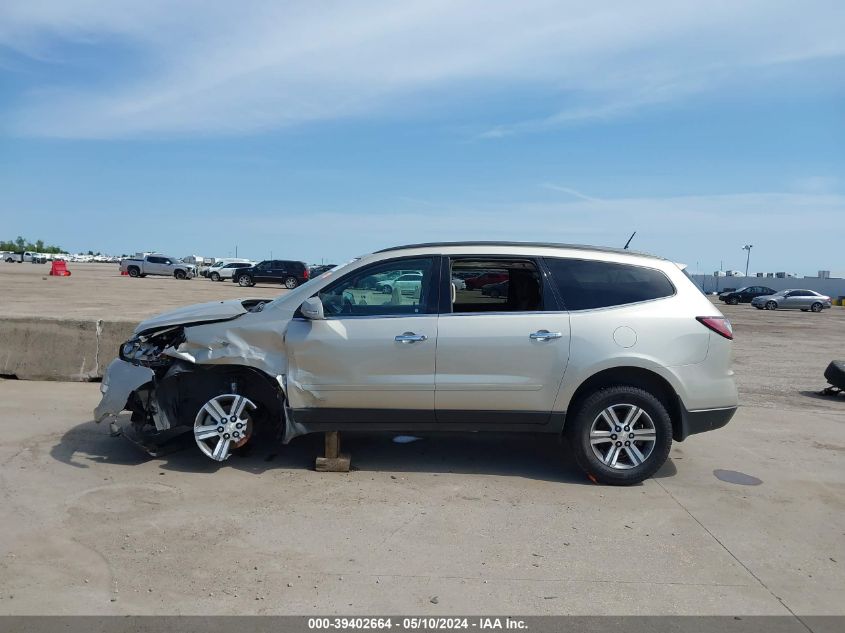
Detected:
[{"left": 545, "top": 258, "right": 675, "bottom": 310}]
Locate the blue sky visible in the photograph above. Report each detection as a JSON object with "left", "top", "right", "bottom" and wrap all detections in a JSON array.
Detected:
[{"left": 1, "top": 0, "right": 843, "bottom": 274}]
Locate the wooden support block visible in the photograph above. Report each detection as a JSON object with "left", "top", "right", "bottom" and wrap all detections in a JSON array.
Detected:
[{"left": 315, "top": 431, "right": 351, "bottom": 472}]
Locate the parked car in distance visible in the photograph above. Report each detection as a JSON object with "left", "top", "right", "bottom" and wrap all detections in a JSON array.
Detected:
[
  {"left": 309, "top": 264, "right": 337, "bottom": 278},
  {"left": 751, "top": 289, "right": 832, "bottom": 312},
  {"left": 379, "top": 272, "right": 423, "bottom": 295},
  {"left": 210, "top": 261, "right": 255, "bottom": 281},
  {"left": 201, "top": 258, "right": 252, "bottom": 278},
  {"left": 119, "top": 254, "right": 195, "bottom": 279},
  {"left": 233, "top": 260, "right": 309, "bottom": 288},
  {"left": 481, "top": 280, "right": 509, "bottom": 298},
  {"left": 97, "top": 241, "right": 738, "bottom": 486},
  {"left": 465, "top": 271, "right": 508, "bottom": 290},
  {"left": 4, "top": 251, "right": 45, "bottom": 263},
  {"left": 451, "top": 277, "right": 467, "bottom": 290},
  {"left": 718, "top": 286, "right": 776, "bottom": 305}
]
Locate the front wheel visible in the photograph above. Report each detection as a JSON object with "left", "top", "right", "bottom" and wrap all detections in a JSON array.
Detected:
[
  {"left": 727, "top": 296, "right": 738, "bottom": 305},
  {"left": 238, "top": 274, "right": 253, "bottom": 287},
  {"left": 210, "top": 272, "right": 220, "bottom": 282},
  {"left": 283, "top": 276, "right": 299, "bottom": 289},
  {"left": 174, "top": 269, "right": 187, "bottom": 280},
  {"left": 766, "top": 301, "right": 777, "bottom": 310},
  {"left": 811, "top": 302, "right": 823, "bottom": 313},
  {"left": 565, "top": 386, "right": 672, "bottom": 485}
]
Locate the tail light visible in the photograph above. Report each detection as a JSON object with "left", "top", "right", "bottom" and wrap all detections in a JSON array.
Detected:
[
  {"left": 697, "top": 316, "right": 733, "bottom": 340},
  {"left": 303, "top": 267, "right": 309, "bottom": 280}
]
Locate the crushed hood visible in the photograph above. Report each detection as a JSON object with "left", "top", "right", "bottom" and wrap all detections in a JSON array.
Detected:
[{"left": 134, "top": 299, "right": 259, "bottom": 334}]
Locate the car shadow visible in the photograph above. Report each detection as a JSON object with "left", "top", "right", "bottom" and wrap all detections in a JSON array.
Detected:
[
  {"left": 49, "top": 419, "right": 625, "bottom": 485},
  {"left": 799, "top": 389, "right": 843, "bottom": 403}
]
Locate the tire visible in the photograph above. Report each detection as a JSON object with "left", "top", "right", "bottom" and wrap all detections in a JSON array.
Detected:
[
  {"left": 811, "top": 302, "right": 823, "bottom": 313},
  {"left": 283, "top": 276, "right": 299, "bottom": 289},
  {"left": 565, "top": 385, "right": 673, "bottom": 486},
  {"left": 238, "top": 274, "right": 253, "bottom": 287},
  {"left": 210, "top": 272, "right": 220, "bottom": 282},
  {"left": 127, "top": 266, "right": 140, "bottom": 278},
  {"left": 727, "top": 296, "right": 738, "bottom": 305},
  {"left": 380, "top": 284, "right": 392, "bottom": 294},
  {"left": 174, "top": 269, "right": 187, "bottom": 280},
  {"left": 765, "top": 301, "right": 777, "bottom": 311}
]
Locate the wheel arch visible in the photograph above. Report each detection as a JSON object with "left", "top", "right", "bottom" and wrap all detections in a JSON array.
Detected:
[
  {"left": 564, "top": 366, "right": 685, "bottom": 441},
  {"left": 156, "top": 362, "right": 285, "bottom": 431}
]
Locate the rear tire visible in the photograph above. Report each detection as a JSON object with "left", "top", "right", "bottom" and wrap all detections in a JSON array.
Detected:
[
  {"left": 284, "top": 276, "right": 298, "bottom": 289},
  {"left": 811, "top": 302, "right": 823, "bottom": 313},
  {"left": 128, "top": 266, "right": 140, "bottom": 278},
  {"left": 565, "top": 386, "right": 672, "bottom": 486}
]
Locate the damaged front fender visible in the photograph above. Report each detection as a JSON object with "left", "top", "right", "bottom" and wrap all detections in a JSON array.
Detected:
[{"left": 94, "top": 358, "right": 155, "bottom": 422}]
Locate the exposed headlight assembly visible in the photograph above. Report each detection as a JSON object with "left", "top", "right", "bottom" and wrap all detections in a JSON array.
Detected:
[{"left": 119, "top": 327, "right": 184, "bottom": 367}]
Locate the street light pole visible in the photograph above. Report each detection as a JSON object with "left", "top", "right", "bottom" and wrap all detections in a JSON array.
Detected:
[{"left": 742, "top": 244, "right": 753, "bottom": 277}]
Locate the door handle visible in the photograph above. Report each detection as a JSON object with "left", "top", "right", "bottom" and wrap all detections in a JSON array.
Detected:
[
  {"left": 395, "top": 332, "right": 427, "bottom": 344},
  {"left": 529, "top": 330, "right": 563, "bottom": 341}
]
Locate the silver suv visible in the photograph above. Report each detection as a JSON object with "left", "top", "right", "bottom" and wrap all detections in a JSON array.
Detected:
[{"left": 95, "top": 242, "right": 738, "bottom": 485}]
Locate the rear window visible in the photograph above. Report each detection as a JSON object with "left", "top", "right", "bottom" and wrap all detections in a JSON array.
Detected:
[{"left": 545, "top": 258, "right": 675, "bottom": 310}]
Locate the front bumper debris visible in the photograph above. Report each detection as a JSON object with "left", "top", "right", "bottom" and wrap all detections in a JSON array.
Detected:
[{"left": 94, "top": 359, "right": 155, "bottom": 422}]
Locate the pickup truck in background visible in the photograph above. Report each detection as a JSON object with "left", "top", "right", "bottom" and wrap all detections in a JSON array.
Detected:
[{"left": 119, "top": 254, "right": 196, "bottom": 279}]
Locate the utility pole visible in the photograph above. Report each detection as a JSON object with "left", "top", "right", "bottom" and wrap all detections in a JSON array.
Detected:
[{"left": 742, "top": 244, "right": 753, "bottom": 277}]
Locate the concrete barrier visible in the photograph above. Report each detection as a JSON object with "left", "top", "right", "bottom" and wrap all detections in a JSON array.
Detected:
[{"left": 0, "top": 317, "right": 135, "bottom": 381}]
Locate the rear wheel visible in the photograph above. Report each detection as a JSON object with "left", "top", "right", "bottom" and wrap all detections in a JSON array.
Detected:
[
  {"left": 128, "top": 266, "right": 140, "bottom": 278},
  {"left": 766, "top": 301, "right": 777, "bottom": 310},
  {"left": 566, "top": 386, "right": 672, "bottom": 485},
  {"left": 811, "top": 302, "right": 823, "bottom": 313},
  {"left": 284, "top": 276, "right": 299, "bottom": 289}
]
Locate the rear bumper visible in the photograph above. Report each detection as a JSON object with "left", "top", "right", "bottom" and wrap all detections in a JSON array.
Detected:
[{"left": 675, "top": 405, "right": 737, "bottom": 441}]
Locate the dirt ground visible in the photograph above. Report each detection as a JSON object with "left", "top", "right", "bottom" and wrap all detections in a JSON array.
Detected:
[
  {"left": 0, "top": 263, "right": 843, "bottom": 618},
  {"left": 0, "top": 261, "right": 291, "bottom": 320}
]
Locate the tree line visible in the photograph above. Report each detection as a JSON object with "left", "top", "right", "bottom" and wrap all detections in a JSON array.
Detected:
[{"left": 0, "top": 236, "right": 65, "bottom": 254}]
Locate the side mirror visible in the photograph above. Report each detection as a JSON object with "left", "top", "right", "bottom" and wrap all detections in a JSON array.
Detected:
[{"left": 300, "top": 296, "right": 325, "bottom": 320}]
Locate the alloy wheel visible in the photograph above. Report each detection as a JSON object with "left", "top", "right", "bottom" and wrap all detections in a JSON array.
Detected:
[
  {"left": 194, "top": 394, "right": 257, "bottom": 462},
  {"left": 589, "top": 403, "right": 656, "bottom": 470},
  {"left": 811, "top": 302, "right": 823, "bottom": 312},
  {"left": 284, "top": 277, "right": 298, "bottom": 289}
]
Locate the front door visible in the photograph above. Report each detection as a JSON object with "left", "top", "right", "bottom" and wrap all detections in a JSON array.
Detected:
[
  {"left": 285, "top": 256, "right": 440, "bottom": 423},
  {"left": 434, "top": 256, "right": 570, "bottom": 424}
]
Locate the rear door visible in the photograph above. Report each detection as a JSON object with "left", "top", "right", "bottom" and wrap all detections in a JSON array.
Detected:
[{"left": 434, "top": 256, "right": 570, "bottom": 424}]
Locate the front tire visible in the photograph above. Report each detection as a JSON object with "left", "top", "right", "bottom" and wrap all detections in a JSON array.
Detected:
[
  {"left": 565, "top": 386, "right": 672, "bottom": 486},
  {"left": 238, "top": 274, "right": 253, "bottom": 287},
  {"left": 727, "top": 296, "right": 738, "bottom": 305},
  {"left": 174, "top": 269, "right": 187, "bottom": 280},
  {"left": 210, "top": 272, "right": 220, "bottom": 282},
  {"left": 766, "top": 301, "right": 777, "bottom": 310}
]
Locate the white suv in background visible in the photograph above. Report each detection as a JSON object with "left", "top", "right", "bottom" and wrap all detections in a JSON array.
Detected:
[
  {"left": 209, "top": 261, "right": 255, "bottom": 282},
  {"left": 95, "top": 242, "right": 738, "bottom": 485}
]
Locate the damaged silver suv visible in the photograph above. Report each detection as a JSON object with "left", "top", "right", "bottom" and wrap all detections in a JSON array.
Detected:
[{"left": 95, "top": 242, "right": 738, "bottom": 485}]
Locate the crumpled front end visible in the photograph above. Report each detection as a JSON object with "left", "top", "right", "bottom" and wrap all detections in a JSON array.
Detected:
[{"left": 93, "top": 301, "right": 295, "bottom": 459}]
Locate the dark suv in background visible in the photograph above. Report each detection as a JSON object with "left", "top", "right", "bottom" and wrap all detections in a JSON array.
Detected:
[
  {"left": 233, "top": 260, "right": 309, "bottom": 288},
  {"left": 718, "top": 286, "right": 776, "bottom": 305}
]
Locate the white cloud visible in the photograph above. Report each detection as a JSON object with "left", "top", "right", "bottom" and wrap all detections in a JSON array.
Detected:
[{"left": 1, "top": 0, "right": 844, "bottom": 137}]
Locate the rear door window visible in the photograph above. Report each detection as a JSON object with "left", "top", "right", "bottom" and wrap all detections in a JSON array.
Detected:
[{"left": 544, "top": 258, "right": 675, "bottom": 310}]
